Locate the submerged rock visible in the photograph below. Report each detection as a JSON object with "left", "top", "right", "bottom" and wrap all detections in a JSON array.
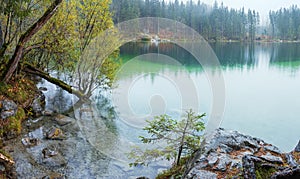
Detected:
[
  {"left": 53, "top": 114, "right": 74, "bottom": 126},
  {"left": 42, "top": 152, "right": 67, "bottom": 168},
  {"left": 39, "top": 87, "right": 48, "bottom": 91},
  {"left": 45, "top": 128, "right": 66, "bottom": 140},
  {"left": 21, "top": 137, "right": 40, "bottom": 147},
  {"left": 42, "top": 147, "right": 59, "bottom": 158}
]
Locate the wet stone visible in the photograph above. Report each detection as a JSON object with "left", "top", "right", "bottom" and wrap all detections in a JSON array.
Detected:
[
  {"left": 45, "top": 128, "right": 66, "bottom": 140},
  {"left": 42, "top": 148, "right": 59, "bottom": 158}
]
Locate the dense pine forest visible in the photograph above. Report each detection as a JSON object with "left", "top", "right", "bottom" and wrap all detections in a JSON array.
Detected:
[
  {"left": 269, "top": 5, "right": 300, "bottom": 40},
  {"left": 111, "top": 0, "right": 300, "bottom": 41}
]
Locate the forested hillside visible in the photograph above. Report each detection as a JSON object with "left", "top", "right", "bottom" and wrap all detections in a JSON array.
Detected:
[
  {"left": 112, "top": 0, "right": 300, "bottom": 41},
  {"left": 111, "top": 0, "right": 259, "bottom": 41}
]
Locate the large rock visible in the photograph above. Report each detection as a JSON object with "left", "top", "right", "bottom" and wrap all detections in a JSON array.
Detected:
[
  {"left": 185, "top": 128, "right": 300, "bottom": 179},
  {"left": 0, "top": 99, "right": 17, "bottom": 120}
]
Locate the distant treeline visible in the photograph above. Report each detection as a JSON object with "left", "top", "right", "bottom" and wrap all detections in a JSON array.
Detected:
[
  {"left": 269, "top": 5, "right": 300, "bottom": 40},
  {"left": 111, "top": 0, "right": 300, "bottom": 41},
  {"left": 111, "top": 0, "right": 259, "bottom": 41}
]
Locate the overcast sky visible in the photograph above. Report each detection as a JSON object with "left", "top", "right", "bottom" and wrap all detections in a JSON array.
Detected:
[{"left": 166, "top": 0, "right": 300, "bottom": 20}]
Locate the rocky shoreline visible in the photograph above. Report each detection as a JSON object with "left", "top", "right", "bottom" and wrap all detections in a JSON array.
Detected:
[{"left": 1, "top": 90, "right": 299, "bottom": 178}]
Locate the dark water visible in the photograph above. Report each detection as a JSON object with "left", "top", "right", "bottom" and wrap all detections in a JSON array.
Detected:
[{"left": 115, "top": 42, "right": 300, "bottom": 152}]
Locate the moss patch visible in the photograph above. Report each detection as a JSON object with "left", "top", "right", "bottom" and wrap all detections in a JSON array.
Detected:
[
  {"left": 0, "top": 76, "right": 36, "bottom": 106},
  {"left": 156, "top": 156, "right": 190, "bottom": 179},
  {"left": 0, "top": 107, "right": 26, "bottom": 138},
  {"left": 255, "top": 164, "right": 277, "bottom": 179}
]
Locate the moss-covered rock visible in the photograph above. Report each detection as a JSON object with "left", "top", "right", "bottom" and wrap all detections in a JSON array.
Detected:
[
  {"left": 0, "top": 107, "right": 25, "bottom": 139},
  {"left": 0, "top": 77, "right": 36, "bottom": 106}
]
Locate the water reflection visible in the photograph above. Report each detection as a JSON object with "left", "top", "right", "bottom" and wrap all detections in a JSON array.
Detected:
[
  {"left": 120, "top": 42, "right": 300, "bottom": 72},
  {"left": 118, "top": 42, "right": 300, "bottom": 152}
]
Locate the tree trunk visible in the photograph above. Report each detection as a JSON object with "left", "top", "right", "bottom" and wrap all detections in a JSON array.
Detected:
[
  {"left": 23, "top": 63, "right": 87, "bottom": 101},
  {"left": 2, "top": 0, "right": 62, "bottom": 83},
  {"left": 176, "top": 145, "right": 183, "bottom": 166}
]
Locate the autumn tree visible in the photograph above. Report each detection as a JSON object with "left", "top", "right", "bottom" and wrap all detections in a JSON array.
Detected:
[
  {"left": 1, "top": 0, "right": 119, "bottom": 100},
  {"left": 1, "top": 0, "right": 63, "bottom": 83}
]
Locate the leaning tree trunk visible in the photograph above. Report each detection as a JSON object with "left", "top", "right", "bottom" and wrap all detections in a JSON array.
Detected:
[
  {"left": 23, "top": 63, "right": 87, "bottom": 100},
  {"left": 2, "top": 0, "right": 62, "bottom": 83}
]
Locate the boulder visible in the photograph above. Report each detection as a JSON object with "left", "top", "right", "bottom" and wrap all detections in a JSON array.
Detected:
[{"left": 185, "top": 128, "right": 299, "bottom": 179}]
